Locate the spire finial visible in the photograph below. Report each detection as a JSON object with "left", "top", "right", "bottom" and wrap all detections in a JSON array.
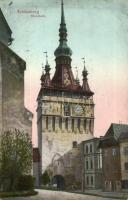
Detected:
[
  {"left": 61, "top": 0, "right": 65, "bottom": 24},
  {"left": 44, "top": 51, "right": 48, "bottom": 65},
  {"left": 82, "top": 57, "right": 88, "bottom": 79},
  {"left": 43, "top": 51, "right": 50, "bottom": 73}
]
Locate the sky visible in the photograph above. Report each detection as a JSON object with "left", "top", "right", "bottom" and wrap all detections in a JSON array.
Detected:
[{"left": 0, "top": 0, "right": 128, "bottom": 146}]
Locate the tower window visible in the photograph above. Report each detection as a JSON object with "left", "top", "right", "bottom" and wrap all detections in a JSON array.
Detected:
[
  {"left": 89, "top": 119, "right": 92, "bottom": 132},
  {"left": 65, "top": 118, "right": 68, "bottom": 131},
  {"left": 59, "top": 117, "right": 62, "bottom": 130},
  {"left": 77, "top": 119, "right": 81, "bottom": 132},
  {"left": 73, "top": 141, "right": 77, "bottom": 148},
  {"left": 46, "top": 117, "right": 48, "bottom": 129},
  {"left": 64, "top": 103, "right": 70, "bottom": 116},
  {"left": 84, "top": 119, "right": 87, "bottom": 132},
  {"left": 72, "top": 118, "right": 74, "bottom": 132},
  {"left": 52, "top": 116, "right": 55, "bottom": 131}
]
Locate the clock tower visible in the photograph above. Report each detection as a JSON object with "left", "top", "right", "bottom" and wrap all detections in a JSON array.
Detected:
[{"left": 37, "top": 0, "right": 94, "bottom": 188}]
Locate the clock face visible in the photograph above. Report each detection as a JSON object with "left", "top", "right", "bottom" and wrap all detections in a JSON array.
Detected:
[{"left": 74, "top": 104, "right": 83, "bottom": 115}]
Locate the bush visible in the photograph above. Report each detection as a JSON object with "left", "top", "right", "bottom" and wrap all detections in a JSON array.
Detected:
[
  {"left": 0, "top": 190, "right": 38, "bottom": 198},
  {"left": 41, "top": 171, "right": 50, "bottom": 185},
  {"left": 16, "top": 175, "right": 35, "bottom": 191}
]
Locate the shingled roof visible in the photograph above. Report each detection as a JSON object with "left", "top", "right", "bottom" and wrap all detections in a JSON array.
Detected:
[
  {"left": 119, "top": 132, "right": 128, "bottom": 141},
  {"left": 99, "top": 123, "right": 128, "bottom": 148},
  {"left": 104, "top": 123, "right": 128, "bottom": 140}
]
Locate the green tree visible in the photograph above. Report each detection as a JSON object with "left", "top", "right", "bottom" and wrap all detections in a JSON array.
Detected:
[
  {"left": 0, "top": 129, "right": 32, "bottom": 191},
  {"left": 41, "top": 171, "right": 50, "bottom": 185}
]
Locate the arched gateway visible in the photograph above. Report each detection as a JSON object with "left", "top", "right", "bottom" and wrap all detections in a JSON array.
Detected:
[{"left": 52, "top": 175, "right": 65, "bottom": 190}]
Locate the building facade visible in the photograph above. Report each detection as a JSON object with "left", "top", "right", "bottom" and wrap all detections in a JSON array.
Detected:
[
  {"left": 37, "top": 0, "right": 95, "bottom": 188},
  {"left": 33, "top": 148, "right": 40, "bottom": 188},
  {"left": 0, "top": 8, "right": 33, "bottom": 134},
  {"left": 99, "top": 123, "right": 128, "bottom": 192},
  {"left": 119, "top": 132, "right": 128, "bottom": 191},
  {"left": 82, "top": 138, "right": 102, "bottom": 191}
]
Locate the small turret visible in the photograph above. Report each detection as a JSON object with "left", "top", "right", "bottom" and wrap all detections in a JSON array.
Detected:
[
  {"left": 44, "top": 52, "right": 51, "bottom": 86},
  {"left": 41, "top": 52, "right": 51, "bottom": 87},
  {"left": 82, "top": 58, "right": 93, "bottom": 95}
]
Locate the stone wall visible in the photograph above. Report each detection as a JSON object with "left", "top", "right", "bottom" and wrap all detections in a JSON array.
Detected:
[
  {"left": 0, "top": 13, "right": 11, "bottom": 46},
  {"left": 0, "top": 42, "right": 32, "bottom": 135}
]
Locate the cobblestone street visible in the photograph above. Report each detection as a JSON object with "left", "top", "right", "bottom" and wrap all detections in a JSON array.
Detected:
[{"left": 1, "top": 190, "right": 118, "bottom": 200}]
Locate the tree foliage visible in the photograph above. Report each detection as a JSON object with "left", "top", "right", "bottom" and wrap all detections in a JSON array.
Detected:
[
  {"left": 41, "top": 171, "right": 50, "bottom": 185},
  {"left": 0, "top": 129, "right": 32, "bottom": 191}
]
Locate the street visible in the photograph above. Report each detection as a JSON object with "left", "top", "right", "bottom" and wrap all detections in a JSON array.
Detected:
[{"left": 2, "top": 189, "right": 117, "bottom": 200}]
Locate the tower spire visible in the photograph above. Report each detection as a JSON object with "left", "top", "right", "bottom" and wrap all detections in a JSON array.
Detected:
[
  {"left": 61, "top": 0, "right": 65, "bottom": 25},
  {"left": 54, "top": 0, "right": 72, "bottom": 58},
  {"left": 59, "top": 0, "right": 67, "bottom": 42}
]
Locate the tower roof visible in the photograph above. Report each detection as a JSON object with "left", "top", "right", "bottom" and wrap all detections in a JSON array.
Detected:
[
  {"left": 38, "top": 1, "right": 94, "bottom": 98},
  {"left": 54, "top": 0, "right": 72, "bottom": 57}
]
